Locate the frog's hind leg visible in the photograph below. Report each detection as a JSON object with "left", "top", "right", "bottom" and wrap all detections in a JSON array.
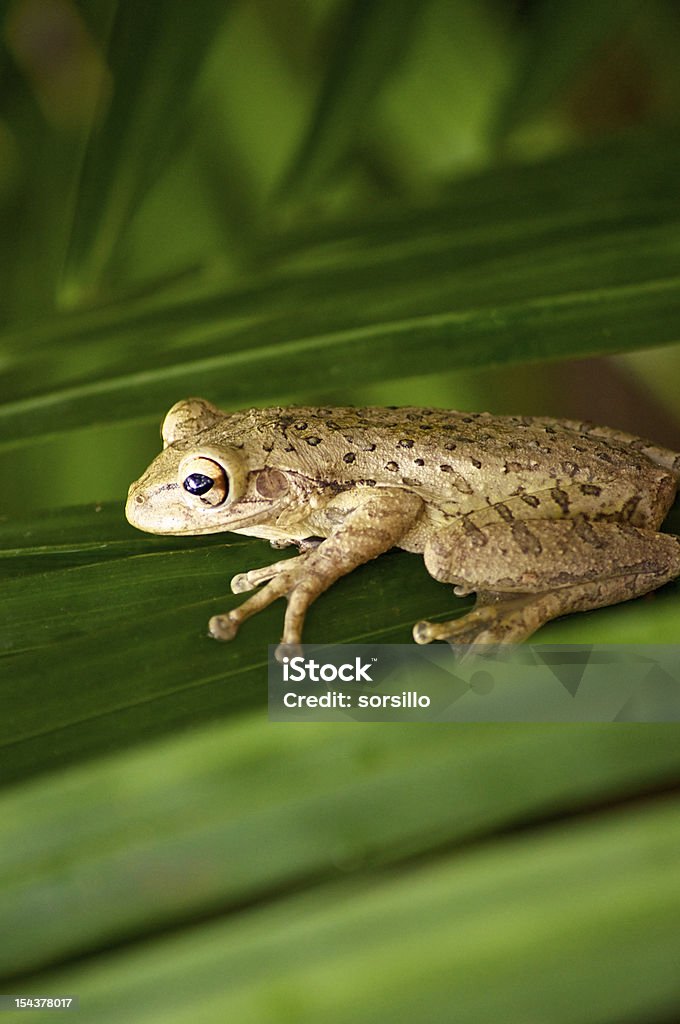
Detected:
[
  {"left": 414, "top": 583, "right": 632, "bottom": 646},
  {"left": 415, "top": 519, "right": 680, "bottom": 646}
]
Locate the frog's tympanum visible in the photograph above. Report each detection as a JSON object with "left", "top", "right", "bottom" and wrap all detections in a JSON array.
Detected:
[{"left": 126, "top": 399, "right": 680, "bottom": 653}]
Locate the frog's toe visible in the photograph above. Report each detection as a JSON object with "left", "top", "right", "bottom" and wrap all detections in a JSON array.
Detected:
[
  {"left": 275, "top": 641, "right": 304, "bottom": 663},
  {"left": 413, "top": 619, "right": 437, "bottom": 644},
  {"left": 230, "top": 572, "right": 255, "bottom": 594},
  {"left": 413, "top": 618, "right": 472, "bottom": 644},
  {"left": 208, "top": 612, "right": 240, "bottom": 641}
]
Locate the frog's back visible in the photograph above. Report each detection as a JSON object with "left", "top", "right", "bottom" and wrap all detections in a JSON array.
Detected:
[{"left": 244, "top": 407, "right": 678, "bottom": 506}]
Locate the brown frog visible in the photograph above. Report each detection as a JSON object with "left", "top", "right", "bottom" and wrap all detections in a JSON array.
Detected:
[{"left": 126, "top": 398, "right": 680, "bottom": 654}]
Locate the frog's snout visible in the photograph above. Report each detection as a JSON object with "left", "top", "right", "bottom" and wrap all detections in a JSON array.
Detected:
[
  {"left": 125, "top": 477, "right": 187, "bottom": 535},
  {"left": 125, "top": 483, "right": 147, "bottom": 529}
]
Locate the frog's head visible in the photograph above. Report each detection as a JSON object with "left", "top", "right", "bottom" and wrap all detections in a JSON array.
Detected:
[{"left": 125, "top": 398, "right": 291, "bottom": 536}]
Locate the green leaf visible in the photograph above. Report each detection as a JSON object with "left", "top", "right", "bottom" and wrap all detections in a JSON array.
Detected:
[
  {"left": 2, "top": 129, "right": 680, "bottom": 448},
  {"left": 5, "top": 794, "right": 680, "bottom": 1021},
  {"left": 61, "top": 0, "right": 235, "bottom": 301},
  {"left": 0, "top": 505, "right": 467, "bottom": 783},
  {"left": 2, "top": 706, "right": 680, "bottom": 978},
  {"left": 2, "top": 501, "right": 680, "bottom": 789},
  {"left": 495, "top": 0, "right": 643, "bottom": 138},
  {"left": 280, "top": 0, "right": 424, "bottom": 195}
]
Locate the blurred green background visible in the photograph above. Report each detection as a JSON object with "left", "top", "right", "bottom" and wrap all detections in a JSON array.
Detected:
[{"left": 1, "top": 0, "right": 680, "bottom": 1021}]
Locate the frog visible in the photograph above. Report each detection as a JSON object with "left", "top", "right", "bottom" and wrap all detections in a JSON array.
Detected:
[{"left": 125, "top": 398, "right": 680, "bottom": 655}]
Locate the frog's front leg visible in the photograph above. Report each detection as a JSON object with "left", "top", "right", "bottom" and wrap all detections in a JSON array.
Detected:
[
  {"left": 415, "top": 518, "right": 680, "bottom": 645},
  {"left": 210, "top": 489, "right": 424, "bottom": 655}
]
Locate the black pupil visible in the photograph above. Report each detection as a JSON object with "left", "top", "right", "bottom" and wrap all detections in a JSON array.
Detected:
[{"left": 183, "top": 472, "right": 214, "bottom": 496}]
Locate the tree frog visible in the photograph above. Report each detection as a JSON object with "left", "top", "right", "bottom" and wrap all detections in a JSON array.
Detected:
[{"left": 126, "top": 398, "right": 680, "bottom": 654}]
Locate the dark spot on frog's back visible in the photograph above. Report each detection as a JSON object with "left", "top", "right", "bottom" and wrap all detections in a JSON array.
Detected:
[
  {"left": 343, "top": 452, "right": 356, "bottom": 464},
  {"left": 520, "top": 494, "right": 540, "bottom": 508},
  {"left": 572, "top": 516, "right": 604, "bottom": 547},
  {"left": 385, "top": 461, "right": 399, "bottom": 472},
  {"left": 463, "top": 518, "right": 487, "bottom": 547},
  {"left": 305, "top": 436, "right": 322, "bottom": 446},
  {"left": 621, "top": 495, "right": 641, "bottom": 521},
  {"left": 580, "top": 483, "right": 601, "bottom": 496},
  {"left": 440, "top": 465, "right": 474, "bottom": 495},
  {"left": 550, "top": 487, "right": 570, "bottom": 514},
  {"left": 398, "top": 439, "right": 414, "bottom": 448},
  {"left": 511, "top": 522, "right": 542, "bottom": 556}
]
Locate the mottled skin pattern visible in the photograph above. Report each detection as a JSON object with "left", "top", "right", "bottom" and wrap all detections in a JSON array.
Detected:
[{"left": 126, "top": 399, "right": 680, "bottom": 656}]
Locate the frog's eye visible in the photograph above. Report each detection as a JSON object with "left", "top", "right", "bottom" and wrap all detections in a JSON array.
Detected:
[
  {"left": 179, "top": 456, "right": 229, "bottom": 507},
  {"left": 183, "top": 472, "right": 216, "bottom": 496}
]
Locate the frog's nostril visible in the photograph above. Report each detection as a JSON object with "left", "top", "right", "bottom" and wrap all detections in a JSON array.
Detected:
[{"left": 135, "top": 494, "right": 144, "bottom": 504}]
